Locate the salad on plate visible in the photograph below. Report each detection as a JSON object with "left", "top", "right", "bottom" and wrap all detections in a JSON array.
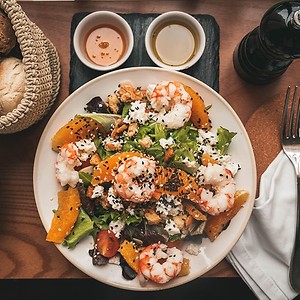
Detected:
[{"left": 46, "top": 80, "right": 249, "bottom": 285}]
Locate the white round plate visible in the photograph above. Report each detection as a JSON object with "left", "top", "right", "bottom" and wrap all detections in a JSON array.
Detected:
[{"left": 33, "top": 66, "right": 257, "bottom": 291}]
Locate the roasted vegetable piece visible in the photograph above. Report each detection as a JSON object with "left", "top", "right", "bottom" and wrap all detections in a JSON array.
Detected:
[
  {"left": 183, "top": 84, "right": 211, "bottom": 130},
  {"left": 91, "top": 151, "right": 144, "bottom": 185},
  {"left": 46, "top": 187, "right": 81, "bottom": 243},
  {"left": 183, "top": 200, "right": 207, "bottom": 221},
  {"left": 144, "top": 208, "right": 162, "bottom": 225},
  {"left": 178, "top": 258, "right": 190, "bottom": 277},
  {"left": 51, "top": 117, "right": 104, "bottom": 151},
  {"left": 204, "top": 190, "right": 250, "bottom": 241},
  {"left": 201, "top": 153, "right": 217, "bottom": 166},
  {"left": 118, "top": 240, "right": 143, "bottom": 273},
  {"left": 155, "top": 166, "right": 201, "bottom": 203}
]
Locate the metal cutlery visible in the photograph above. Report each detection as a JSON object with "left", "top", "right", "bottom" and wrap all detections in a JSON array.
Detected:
[{"left": 281, "top": 85, "right": 300, "bottom": 293}]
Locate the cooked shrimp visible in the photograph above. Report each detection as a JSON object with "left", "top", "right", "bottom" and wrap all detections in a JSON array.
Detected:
[
  {"left": 60, "top": 143, "right": 79, "bottom": 162},
  {"left": 55, "top": 143, "right": 81, "bottom": 188},
  {"left": 198, "top": 164, "right": 236, "bottom": 216},
  {"left": 139, "top": 243, "right": 183, "bottom": 284},
  {"left": 113, "top": 156, "right": 156, "bottom": 203},
  {"left": 148, "top": 81, "right": 191, "bottom": 111},
  {"left": 147, "top": 81, "right": 192, "bottom": 129},
  {"left": 55, "top": 140, "right": 97, "bottom": 188}
]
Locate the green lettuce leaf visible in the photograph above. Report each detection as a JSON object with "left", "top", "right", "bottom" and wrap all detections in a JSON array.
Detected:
[
  {"left": 76, "top": 113, "right": 120, "bottom": 133},
  {"left": 216, "top": 126, "right": 237, "bottom": 155},
  {"left": 63, "top": 208, "right": 94, "bottom": 249},
  {"left": 78, "top": 171, "right": 92, "bottom": 187}
]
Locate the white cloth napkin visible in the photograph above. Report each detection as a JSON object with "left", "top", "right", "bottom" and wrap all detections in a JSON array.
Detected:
[{"left": 227, "top": 150, "right": 299, "bottom": 300}]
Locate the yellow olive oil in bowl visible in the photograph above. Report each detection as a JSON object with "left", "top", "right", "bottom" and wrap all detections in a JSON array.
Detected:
[
  {"left": 145, "top": 11, "right": 206, "bottom": 71},
  {"left": 152, "top": 22, "right": 198, "bottom": 66}
]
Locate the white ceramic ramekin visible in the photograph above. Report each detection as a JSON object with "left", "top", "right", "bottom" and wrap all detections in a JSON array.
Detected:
[
  {"left": 145, "top": 11, "right": 206, "bottom": 71},
  {"left": 73, "top": 11, "right": 134, "bottom": 71}
]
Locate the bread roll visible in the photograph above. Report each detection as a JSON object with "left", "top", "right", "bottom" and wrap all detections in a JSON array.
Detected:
[
  {"left": 0, "top": 11, "right": 16, "bottom": 55},
  {"left": 0, "top": 57, "right": 25, "bottom": 116}
]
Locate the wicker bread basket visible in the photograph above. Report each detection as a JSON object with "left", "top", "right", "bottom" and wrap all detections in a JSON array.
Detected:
[{"left": 0, "top": 0, "right": 61, "bottom": 134}]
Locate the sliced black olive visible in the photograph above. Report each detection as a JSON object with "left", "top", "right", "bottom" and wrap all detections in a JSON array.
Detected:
[
  {"left": 120, "top": 255, "right": 137, "bottom": 280},
  {"left": 121, "top": 264, "right": 137, "bottom": 280},
  {"left": 89, "top": 248, "right": 108, "bottom": 266}
]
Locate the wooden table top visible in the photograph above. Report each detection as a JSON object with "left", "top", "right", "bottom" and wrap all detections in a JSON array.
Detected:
[{"left": 1, "top": 1, "right": 299, "bottom": 298}]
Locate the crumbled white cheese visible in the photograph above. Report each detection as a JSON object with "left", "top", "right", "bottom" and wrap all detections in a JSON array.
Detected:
[
  {"left": 197, "top": 129, "right": 218, "bottom": 145},
  {"left": 107, "top": 187, "right": 124, "bottom": 211},
  {"left": 159, "top": 137, "right": 174, "bottom": 149},
  {"left": 182, "top": 157, "right": 198, "bottom": 168},
  {"left": 103, "top": 137, "right": 123, "bottom": 151},
  {"left": 153, "top": 103, "right": 191, "bottom": 129},
  {"left": 164, "top": 219, "right": 181, "bottom": 235},
  {"left": 156, "top": 194, "right": 183, "bottom": 217},
  {"left": 75, "top": 139, "right": 97, "bottom": 161},
  {"left": 109, "top": 219, "right": 125, "bottom": 238},
  {"left": 91, "top": 185, "right": 104, "bottom": 199},
  {"left": 123, "top": 100, "right": 149, "bottom": 124},
  {"left": 126, "top": 206, "right": 135, "bottom": 216}
]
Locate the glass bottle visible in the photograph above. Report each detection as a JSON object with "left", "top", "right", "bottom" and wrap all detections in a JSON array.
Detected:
[{"left": 233, "top": 1, "right": 300, "bottom": 85}]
